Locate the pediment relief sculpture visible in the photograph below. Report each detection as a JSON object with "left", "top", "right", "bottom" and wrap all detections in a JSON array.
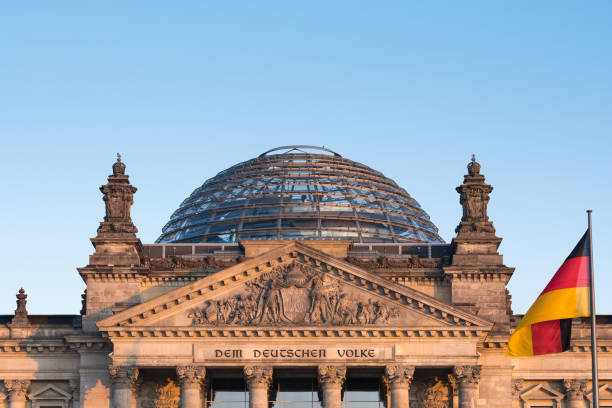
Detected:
[{"left": 188, "top": 261, "right": 399, "bottom": 326}]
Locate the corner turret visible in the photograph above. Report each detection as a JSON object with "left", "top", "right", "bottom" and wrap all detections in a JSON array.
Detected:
[{"left": 445, "top": 156, "right": 514, "bottom": 333}]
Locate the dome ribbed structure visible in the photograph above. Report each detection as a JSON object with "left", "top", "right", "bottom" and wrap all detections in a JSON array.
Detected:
[{"left": 157, "top": 146, "right": 443, "bottom": 244}]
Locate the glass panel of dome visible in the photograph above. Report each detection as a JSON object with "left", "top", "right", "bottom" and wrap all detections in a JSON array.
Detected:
[
  {"left": 205, "top": 233, "right": 235, "bottom": 243},
  {"left": 218, "top": 198, "right": 248, "bottom": 209},
  {"left": 244, "top": 206, "right": 280, "bottom": 216},
  {"left": 320, "top": 230, "right": 359, "bottom": 238},
  {"left": 239, "top": 231, "right": 278, "bottom": 240},
  {"left": 285, "top": 194, "right": 315, "bottom": 203},
  {"left": 388, "top": 214, "right": 414, "bottom": 226},
  {"left": 213, "top": 209, "right": 243, "bottom": 221},
  {"left": 359, "top": 233, "right": 395, "bottom": 243},
  {"left": 209, "top": 223, "right": 238, "bottom": 234},
  {"left": 359, "top": 222, "right": 392, "bottom": 234},
  {"left": 282, "top": 205, "right": 316, "bottom": 214},
  {"left": 281, "top": 219, "right": 318, "bottom": 229},
  {"left": 356, "top": 210, "right": 387, "bottom": 221},
  {"left": 319, "top": 205, "right": 354, "bottom": 217},
  {"left": 320, "top": 219, "right": 357, "bottom": 230},
  {"left": 183, "top": 225, "right": 208, "bottom": 239},
  {"left": 250, "top": 196, "right": 283, "bottom": 205},
  {"left": 185, "top": 213, "right": 213, "bottom": 226},
  {"left": 392, "top": 226, "right": 416, "bottom": 239},
  {"left": 242, "top": 219, "right": 278, "bottom": 230},
  {"left": 279, "top": 230, "right": 318, "bottom": 239}
]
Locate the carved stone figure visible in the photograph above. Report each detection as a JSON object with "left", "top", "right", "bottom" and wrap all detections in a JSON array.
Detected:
[
  {"left": 11, "top": 288, "right": 29, "bottom": 324},
  {"left": 188, "top": 261, "right": 399, "bottom": 326},
  {"left": 153, "top": 380, "right": 180, "bottom": 408},
  {"left": 423, "top": 377, "right": 449, "bottom": 408}
]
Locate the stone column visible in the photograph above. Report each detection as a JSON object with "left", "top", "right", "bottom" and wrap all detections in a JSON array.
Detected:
[
  {"left": 318, "top": 365, "right": 346, "bottom": 408},
  {"left": 452, "top": 366, "right": 481, "bottom": 408},
  {"left": 384, "top": 365, "right": 414, "bottom": 408},
  {"left": 563, "top": 379, "right": 587, "bottom": 408},
  {"left": 177, "top": 366, "right": 206, "bottom": 408},
  {"left": 243, "top": 366, "right": 272, "bottom": 408},
  {"left": 5, "top": 380, "right": 30, "bottom": 408},
  {"left": 108, "top": 365, "right": 139, "bottom": 408}
]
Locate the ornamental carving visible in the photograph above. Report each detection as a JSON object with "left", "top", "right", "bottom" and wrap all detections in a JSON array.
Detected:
[
  {"left": 145, "top": 255, "right": 241, "bottom": 270},
  {"left": 511, "top": 379, "right": 524, "bottom": 397},
  {"left": 346, "top": 256, "right": 446, "bottom": 270},
  {"left": 563, "top": 379, "right": 587, "bottom": 400},
  {"left": 410, "top": 378, "right": 451, "bottom": 408},
  {"left": 384, "top": 365, "right": 415, "bottom": 385},
  {"left": 452, "top": 366, "right": 481, "bottom": 386},
  {"left": 243, "top": 366, "right": 273, "bottom": 387},
  {"left": 188, "top": 262, "right": 399, "bottom": 326},
  {"left": 97, "top": 154, "right": 138, "bottom": 234},
  {"left": 176, "top": 366, "right": 206, "bottom": 386},
  {"left": 422, "top": 378, "right": 449, "bottom": 408},
  {"left": 4, "top": 380, "right": 30, "bottom": 400},
  {"left": 318, "top": 365, "right": 346, "bottom": 385},
  {"left": 108, "top": 365, "right": 139, "bottom": 388},
  {"left": 138, "top": 379, "right": 180, "bottom": 408},
  {"left": 455, "top": 155, "right": 496, "bottom": 236}
]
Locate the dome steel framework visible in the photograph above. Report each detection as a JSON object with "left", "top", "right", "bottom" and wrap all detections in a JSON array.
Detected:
[{"left": 157, "top": 146, "right": 443, "bottom": 244}]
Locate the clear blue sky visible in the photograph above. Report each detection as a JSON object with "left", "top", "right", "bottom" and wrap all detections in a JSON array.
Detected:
[{"left": 0, "top": 2, "right": 610, "bottom": 315}]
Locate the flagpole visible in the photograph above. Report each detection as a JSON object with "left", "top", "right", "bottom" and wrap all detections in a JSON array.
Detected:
[{"left": 587, "top": 210, "right": 599, "bottom": 407}]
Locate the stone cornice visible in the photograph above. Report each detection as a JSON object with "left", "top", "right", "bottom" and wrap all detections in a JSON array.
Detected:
[
  {"left": 101, "top": 325, "right": 491, "bottom": 339},
  {"left": 0, "top": 336, "right": 111, "bottom": 353},
  {"left": 443, "top": 266, "right": 515, "bottom": 284},
  {"left": 97, "top": 242, "right": 492, "bottom": 330}
]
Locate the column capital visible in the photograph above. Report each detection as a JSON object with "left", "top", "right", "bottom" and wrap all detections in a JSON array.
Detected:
[
  {"left": 108, "top": 365, "right": 139, "bottom": 389},
  {"left": 563, "top": 379, "right": 587, "bottom": 400},
  {"left": 177, "top": 366, "right": 206, "bottom": 386},
  {"left": 318, "top": 365, "right": 346, "bottom": 386},
  {"left": 243, "top": 366, "right": 273, "bottom": 388},
  {"left": 452, "top": 365, "right": 481, "bottom": 386},
  {"left": 384, "top": 365, "right": 415, "bottom": 386},
  {"left": 4, "top": 380, "right": 30, "bottom": 401}
]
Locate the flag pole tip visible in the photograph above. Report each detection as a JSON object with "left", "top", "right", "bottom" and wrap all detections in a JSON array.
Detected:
[{"left": 587, "top": 209, "right": 592, "bottom": 214}]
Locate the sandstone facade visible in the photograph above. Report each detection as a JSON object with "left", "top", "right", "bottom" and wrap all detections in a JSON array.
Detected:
[{"left": 0, "top": 155, "right": 610, "bottom": 408}]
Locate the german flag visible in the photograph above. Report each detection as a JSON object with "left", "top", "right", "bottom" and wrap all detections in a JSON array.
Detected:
[{"left": 506, "top": 232, "right": 591, "bottom": 356}]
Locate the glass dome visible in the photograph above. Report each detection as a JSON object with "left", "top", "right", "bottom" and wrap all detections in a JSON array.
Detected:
[{"left": 157, "top": 146, "right": 443, "bottom": 244}]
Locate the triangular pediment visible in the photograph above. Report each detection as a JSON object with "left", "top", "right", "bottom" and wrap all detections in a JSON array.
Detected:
[
  {"left": 29, "top": 385, "right": 72, "bottom": 401},
  {"left": 519, "top": 384, "right": 564, "bottom": 402},
  {"left": 98, "top": 242, "right": 491, "bottom": 337}
]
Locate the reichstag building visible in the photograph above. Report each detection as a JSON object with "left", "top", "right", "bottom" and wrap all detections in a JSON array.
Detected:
[{"left": 0, "top": 146, "right": 610, "bottom": 408}]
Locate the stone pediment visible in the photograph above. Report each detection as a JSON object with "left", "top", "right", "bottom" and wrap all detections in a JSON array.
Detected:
[{"left": 98, "top": 242, "right": 491, "bottom": 337}]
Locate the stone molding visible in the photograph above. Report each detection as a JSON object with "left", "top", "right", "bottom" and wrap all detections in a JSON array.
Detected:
[
  {"left": 97, "top": 243, "right": 492, "bottom": 331},
  {"left": 452, "top": 365, "right": 481, "bottom": 386},
  {"left": 103, "top": 326, "right": 489, "bottom": 339},
  {"left": 176, "top": 366, "right": 206, "bottom": 386},
  {"left": 243, "top": 366, "right": 273, "bottom": 388},
  {"left": 384, "top": 365, "right": 415, "bottom": 386},
  {"left": 108, "top": 365, "right": 139, "bottom": 389},
  {"left": 5, "top": 380, "right": 31, "bottom": 401},
  {"left": 318, "top": 365, "right": 346, "bottom": 386},
  {"left": 563, "top": 379, "right": 587, "bottom": 400}
]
